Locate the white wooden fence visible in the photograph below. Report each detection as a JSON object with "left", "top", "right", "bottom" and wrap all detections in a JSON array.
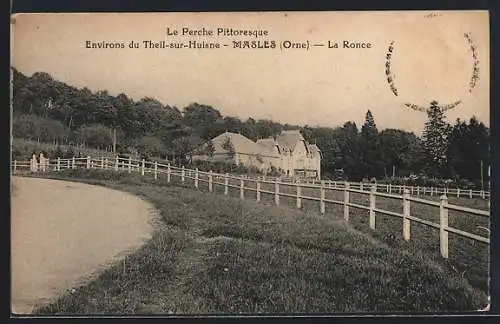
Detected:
[
  {"left": 247, "top": 175, "right": 490, "bottom": 200},
  {"left": 12, "top": 154, "right": 490, "bottom": 259}
]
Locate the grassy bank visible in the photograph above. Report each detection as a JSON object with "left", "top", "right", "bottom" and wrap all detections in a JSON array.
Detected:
[{"left": 25, "top": 169, "right": 488, "bottom": 314}]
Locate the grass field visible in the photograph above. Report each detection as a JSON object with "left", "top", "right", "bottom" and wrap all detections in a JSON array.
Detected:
[{"left": 25, "top": 169, "right": 489, "bottom": 314}]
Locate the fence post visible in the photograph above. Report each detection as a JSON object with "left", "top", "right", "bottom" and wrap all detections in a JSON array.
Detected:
[
  {"left": 57, "top": 157, "right": 61, "bottom": 171},
  {"left": 481, "top": 190, "right": 485, "bottom": 199},
  {"left": 456, "top": 188, "right": 460, "bottom": 198},
  {"left": 431, "top": 187, "right": 434, "bottom": 197},
  {"left": 369, "top": 184, "right": 376, "bottom": 230},
  {"left": 141, "top": 159, "right": 145, "bottom": 176},
  {"left": 100, "top": 157, "right": 104, "bottom": 170},
  {"left": 274, "top": 180, "right": 280, "bottom": 206},
  {"left": 114, "top": 156, "right": 119, "bottom": 171},
  {"left": 128, "top": 157, "right": 132, "bottom": 173},
  {"left": 154, "top": 161, "right": 158, "bottom": 180},
  {"left": 13, "top": 160, "right": 17, "bottom": 172},
  {"left": 104, "top": 158, "right": 108, "bottom": 170},
  {"left": 85, "top": 156, "right": 90, "bottom": 169},
  {"left": 194, "top": 168, "right": 199, "bottom": 188},
  {"left": 256, "top": 179, "right": 261, "bottom": 202},
  {"left": 39, "top": 153, "right": 45, "bottom": 172},
  {"left": 240, "top": 178, "right": 244, "bottom": 199},
  {"left": 181, "top": 166, "right": 185, "bottom": 183},
  {"left": 296, "top": 181, "right": 302, "bottom": 209},
  {"left": 403, "top": 189, "right": 411, "bottom": 241},
  {"left": 33, "top": 155, "right": 37, "bottom": 172},
  {"left": 224, "top": 173, "right": 229, "bottom": 195},
  {"left": 320, "top": 181, "right": 325, "bottom": 214},
  {"left": 344, "top": 182, "right": 350, "bottom": 221},
  {"left": 72, "top": 156, "right": 76, "bottom": 169},
  {"left": 167, "top": 164, "right": 171, "bottom": 183},
  {"left": 439, "top": 194, "right": 449, "bottom": 259},
  {"left": 469, "top": 189, "right": 473, "bottom": 199},
  {"left": 30, "top": 154, "right": 36, "bottom": 172},
  {"left": 388, "top": 183, "right": 392, "bottom": 194},
  {"left": 208, "top": 170, "right": 213, "bottom": 192},
  {"left": 360, "top": 182, "right": 364, "bottom": 191},
  {"left": 416, "top": 186, "right": 420, "bottom": 196}
]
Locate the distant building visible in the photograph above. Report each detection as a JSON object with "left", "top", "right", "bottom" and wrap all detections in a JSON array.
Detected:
[{"left": 190, "top": 130, "right": 321, "bottom": 179}]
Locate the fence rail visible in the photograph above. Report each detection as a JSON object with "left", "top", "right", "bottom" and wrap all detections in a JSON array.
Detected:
[
  {"left": 244, "top": 175, "right": 490, "bottom": 200},
  {"left": 12, "top": 154, "right": 491, "bottom": 259}
]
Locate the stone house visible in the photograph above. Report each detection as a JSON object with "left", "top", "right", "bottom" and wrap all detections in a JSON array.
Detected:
[{"left": 190, "top": 130, "right": 321, "bottom": 179}]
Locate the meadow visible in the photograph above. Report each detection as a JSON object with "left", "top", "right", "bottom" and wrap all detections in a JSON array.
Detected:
[{"left": 23, "top": 168, "right": 489, "bottom": 314}]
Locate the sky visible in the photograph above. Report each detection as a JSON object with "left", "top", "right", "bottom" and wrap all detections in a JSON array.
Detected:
[{"left": 11, "top": 11, "right": 489, "bottom": 134}]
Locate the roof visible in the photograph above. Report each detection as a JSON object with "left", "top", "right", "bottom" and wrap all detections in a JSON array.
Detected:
[
  {"left": 256, "top": 138, "right": 276, "bottom": 151},
  {"left": 210, "top": 132, "right": 279, "bottom": 157},
  {"left": 275, "top": 129, "right": 305, "bottom": 151}
]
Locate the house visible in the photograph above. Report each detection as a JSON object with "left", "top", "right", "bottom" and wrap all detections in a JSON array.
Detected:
[
  {"left": 257, "top": 130, "right": 321, "bottom": 179},
  {"left": 189, "top": 132, "right": 281, "bottom": 171},
  {"left": 190, "top": 130, "right": 321, "bottom": 179}
]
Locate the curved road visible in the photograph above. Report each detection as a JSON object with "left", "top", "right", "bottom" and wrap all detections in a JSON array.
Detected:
[{"left": 11, "top": 177, "right": 154, "bottom": 314}]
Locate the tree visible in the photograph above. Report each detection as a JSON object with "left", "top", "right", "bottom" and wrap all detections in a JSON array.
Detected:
[
  {"left": 447, "top": 117, "right": 489, "bottom": 182},
  {"left": 335, "top": 122, "right": 363, "bottom": 181},
  {"left": 13, "top": 114, "right": 69, "bottom": 143},
  {"left": 205, "top": 140, "right": 215, "bottom": 157},
  {"left": 183, "top": 103, "right": 222, "bottom": 128},
  {"left": 222, "top": 136, "right": 236, "bottom": 160},
  {"left": 359, "top": 110, "right": 383, "bottom": 179},
  {"left": 74, "top": 124, "right": 113, "bottom": 149},
  {"left": 422, "top": 101, "right": 451, "bottom": 177},
  {"left": 379, "top": 129, "right": 422, "bottom": 177},
  {"left": 136, "top": 135, "right": 166, "bottom": 159},
  {"left": 172, "top": 135, "right": 204, "bottom": 161}
]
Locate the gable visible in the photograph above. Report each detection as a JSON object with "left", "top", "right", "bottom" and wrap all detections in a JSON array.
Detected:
[{"left": 293, "top": 140, "right": 308, "bottom": 156}]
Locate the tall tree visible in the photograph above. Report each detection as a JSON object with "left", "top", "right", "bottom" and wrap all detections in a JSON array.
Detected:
[
  {"left": 422, "top": 101, "right": 451, "bottom": 177},
  {"left": 359, "top": 110, "right": 382, "bottom": 179},
  {"left": 336, "top": 122, "right": 362, "bottom": 181}
]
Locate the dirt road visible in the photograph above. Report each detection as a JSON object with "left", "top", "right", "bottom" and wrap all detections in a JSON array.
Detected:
[{"left": 11, "top": 177, "right": 154, "bottom": 314}]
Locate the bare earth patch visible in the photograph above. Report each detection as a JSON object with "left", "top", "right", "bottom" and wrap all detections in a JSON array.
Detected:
[{"left": 11, "top": 176, "right": 154, "bottom": 314}]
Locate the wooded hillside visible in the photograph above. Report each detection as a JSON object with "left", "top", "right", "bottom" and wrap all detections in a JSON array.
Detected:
[{"left": 11, "top": 68, "right": 489, "bottom": 185}]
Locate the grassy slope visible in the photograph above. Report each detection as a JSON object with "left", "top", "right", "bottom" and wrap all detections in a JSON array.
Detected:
[{"left": 27, "top": 170, "right": 488, "bottom": 314}]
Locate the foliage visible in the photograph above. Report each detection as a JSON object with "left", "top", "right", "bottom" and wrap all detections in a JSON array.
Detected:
[
  {"left": 221, "top": 136, "right": 236, "bottom": 159},
  {"left": 74, "top": 124, "right": 113, "bottom": 149},
  {"left": 359, "top": 110, "right": 383, "bottom": 179},
  {"left": 13, "top": 114, "right": 69, "bottom": 143},
  {"left": 446, "top": 117, "right": 489, "bottom": 185},
  {"left": 11, "top": 69, "right": 489, "bottom": 184},
  {"left": 422, "top": 102, "right": 452, "bottom": 177}
]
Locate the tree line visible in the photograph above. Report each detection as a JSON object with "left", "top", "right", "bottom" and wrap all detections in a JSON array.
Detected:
[{"left": 11, "top": 68, "right": 490, "bottom": 186}]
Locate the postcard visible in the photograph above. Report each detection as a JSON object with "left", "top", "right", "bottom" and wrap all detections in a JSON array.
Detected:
[{"left": 10, "top": 11, "right": 490, "bottom": 315}]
